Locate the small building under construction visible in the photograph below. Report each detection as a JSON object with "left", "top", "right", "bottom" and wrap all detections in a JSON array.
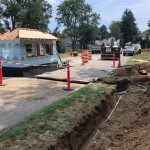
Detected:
[{"left": 0, "top": 28, "right": 60, "bottom": 77}]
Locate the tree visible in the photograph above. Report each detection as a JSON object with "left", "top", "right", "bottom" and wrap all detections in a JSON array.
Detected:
[
  {"left": 56, "top": 0, "right": 100, "bottom": 50},
  {"left": 109, "top": 21, "right": 121, "bottom": 40},
  {"left": 79, "top": 12, "right": 100, "bottom": 48},
  {"left": 1, "top": 0, "right": 23, "bottom": 30},
  {"left": 121, "top": 9, "right": 139, "bottom": 44},
  {"left": 20, "top": 0, "right": 52, "bottom": 32},
  {"left": 144, "top": 20, "right": 150, "bottom": 48},
  {"left": 52, "top": 27, "right": 66, "bottom": 53},
  {"left": 148, "top": 20, "right": 150, "bottom": 30},
  {"left": 99, "top": 25, "right": 109, "bottom": 40},
  {"left": 0, "top": 23, "right": 6, "bottom": 33},
  {"left": 61, "top": 28, "right": 70, "bottom": 38},
  {"left": 1, "top": 0, "right": 52, "bottom": 31},
  {"left": 79, "top": 24, "right": 98, "bottom": 48}
]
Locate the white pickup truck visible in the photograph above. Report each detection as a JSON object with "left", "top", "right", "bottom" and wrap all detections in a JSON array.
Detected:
[{"left": 123, "top": 43, "right": 141, "bottom": 56}]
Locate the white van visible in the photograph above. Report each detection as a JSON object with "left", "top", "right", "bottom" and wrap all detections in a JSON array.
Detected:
[{"left": 123, "top": 43, "right": 141, "bottom": 56}]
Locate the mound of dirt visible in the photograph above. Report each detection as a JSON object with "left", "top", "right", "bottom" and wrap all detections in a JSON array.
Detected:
[
  {"left": 113, "top": 62, "right": 150, "bottom": 77},
  {"left": 99, "top": 62, "right": 150, "bottom": 84},
  {"left": 113, "top": 66, "right": 139, "bottom": 77},
  {"left": 133, "top": 62, "right": 150, "bottom": 72}
]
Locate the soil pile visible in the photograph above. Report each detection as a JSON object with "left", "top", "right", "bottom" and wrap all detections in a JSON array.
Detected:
[
  {"left": 133, "top": 62, "right": 150, "bottom": 72},
  {"left": 113, "top": 62, "right": 150, "bottom": 77},
  {"left": 100, "top": 62, "right": 150, "bottom": 84}
]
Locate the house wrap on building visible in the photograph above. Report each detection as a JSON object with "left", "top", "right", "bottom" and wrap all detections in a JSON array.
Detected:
[{"left": 0, "top": 28, "right": 59, "bottom": 77}]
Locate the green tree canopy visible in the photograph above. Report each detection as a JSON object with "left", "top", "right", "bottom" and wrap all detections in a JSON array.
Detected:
[
  {"left": 121, "top": 9, "right": 139, "bottom": 44},
  {"left": 1, "top": 0, "right": 23, "bottom": 30},
  {"left": 99, "top": 25, "right": 109, "bottom": 40},
  {"left": 0, "top": 23, "right": 6, "bottom": 33},
  {"left": 20, "top": 0, "right": 52, "bottom": 32},
  {"left": 79, "top": 24, "right": 98, "bottom": 48},
  {"left": 52, "top": 27, "right": 66, "bottom": 53},
  {"left": 56, "top": 0, "right": 100, "bottom": 50},
  {"left": 0, "top": 6, "right": 6, "bottom": 33},
  {"left": 0, "top": 0, "right": 52, "bottom": 31},
  {"left": 109, "top": 21, "right": 121, "bottom": 40}
]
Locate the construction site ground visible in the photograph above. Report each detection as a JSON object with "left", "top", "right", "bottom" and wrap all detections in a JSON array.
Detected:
[
  {"left": 0, "top": 78, "right": 85, "bottom": 131},
  {"left": 1, "top": 56, "right": 150, "bottom": 149},
  {"left": 82, "top": 82, "right": 150, "bottom": 150},
  {"left": 36, "top": 54, "right": 129, "bottom": 83},
  {"left": 0, "top": 54, "right": 129, "bottom": 132}
]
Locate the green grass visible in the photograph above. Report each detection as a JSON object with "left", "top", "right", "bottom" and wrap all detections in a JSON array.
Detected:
[
  {"left": 126, "top": 51, "right": 150, "bottom": 65},
  {"left": 0, "top": 83, "right": 114, "bottom": 149}
]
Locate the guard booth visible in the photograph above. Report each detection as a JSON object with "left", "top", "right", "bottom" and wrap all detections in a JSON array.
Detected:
[{"left": 101, "top": 45, "right": 121, "bottom": 60}]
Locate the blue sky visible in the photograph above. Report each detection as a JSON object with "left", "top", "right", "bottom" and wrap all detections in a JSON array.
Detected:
[{"left": 47, "top": 0, "right": 150, "bottom": 32}]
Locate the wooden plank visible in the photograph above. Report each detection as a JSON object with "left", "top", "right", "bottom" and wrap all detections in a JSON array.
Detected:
[
  {"left": 0, "top": 31, "right": 10, "bottom": 40},
  {"left": 0, "top": 28, "right": 58, "bottom": 40}
]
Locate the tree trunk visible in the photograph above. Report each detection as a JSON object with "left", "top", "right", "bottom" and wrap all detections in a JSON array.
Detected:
[{"left": 11, "top": 15, "right": 15, "bottom": 30}]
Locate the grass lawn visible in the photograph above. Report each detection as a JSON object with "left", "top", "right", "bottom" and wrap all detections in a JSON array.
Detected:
[
  {"left": 126, "top": 51, "right": 150, "bottom": 65},
  {"left": 0, "top": 83, "right": 114, "bottom": 150}
]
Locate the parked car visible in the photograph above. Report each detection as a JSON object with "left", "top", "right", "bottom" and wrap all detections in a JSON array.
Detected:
[
  {"left": 91, "top": 46, "right": 101, "bottom": 54},
  {"left": 123, "top": 43, "right": 141, "bottom": 56}
]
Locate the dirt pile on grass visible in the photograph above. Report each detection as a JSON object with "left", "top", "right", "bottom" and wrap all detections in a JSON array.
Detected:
[
  {"left": 133, "top": 62, "right": 150, "bottom": 72},
  {"left": 99, "top": 62, "right": 150, "bottom": 84},
  {"left": 114, "top": 62, "right": 150, "bottom": 77},
  {"left": 82, "top": 82, "right": 150, "bottom": 150}
]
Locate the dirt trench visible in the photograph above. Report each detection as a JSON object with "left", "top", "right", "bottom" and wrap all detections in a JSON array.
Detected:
[
  {"left": 48, "top": 79, "right": 150, "bottom": 150},
  {"left": 48, "top": 89, "right": 117, "bottom": 150},
  {"left": 81, "top": 81, "right": 150, "bottom": 150},
  {"left": 47, "top": 80, "right": 130, "bottom": 150}
]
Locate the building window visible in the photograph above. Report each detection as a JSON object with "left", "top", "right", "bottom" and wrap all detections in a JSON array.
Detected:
[
  {"left": 46, "top": 44, "right": 53, "bottom": 55},
  {"left": 26, "top": 44, "right": 33, "bottom": 57}
]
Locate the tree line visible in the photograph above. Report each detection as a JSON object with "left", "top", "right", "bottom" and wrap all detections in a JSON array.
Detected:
[
  {"left": 0, "top": 0, "right": 150, "bottom": 51},
  {"left": 0, "top": 0, "right": 52, "bottom": 32}
]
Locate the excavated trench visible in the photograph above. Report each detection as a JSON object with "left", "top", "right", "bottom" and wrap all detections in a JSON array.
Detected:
[
  {"left": 79, "top": 81, "right": 130, "bottom": 150},
  {"left": 48, "top": 80, "right": 132, "bottom": 150},
  {"left": 48, "top": 90, "right": 117, "bottom": 150},
  {"left": 48, "top": 63, "right": 150, "bottom": 150},
  {"left": 48, "top": 75, "right": 150, "bottom": 150},
  {"left": 81, "top": 80, "right": 150, "bottom": 150}
]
